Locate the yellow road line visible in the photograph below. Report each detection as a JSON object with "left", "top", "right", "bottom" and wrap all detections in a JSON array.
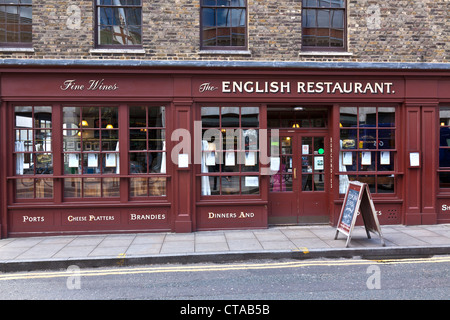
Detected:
[{"left": 1, "top": 256, "right": 449, "bottom": 281}]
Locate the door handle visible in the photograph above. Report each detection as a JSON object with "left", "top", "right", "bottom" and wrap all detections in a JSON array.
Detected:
[{"left": 294, "top": 168, "right": 297, "bottom": 179}]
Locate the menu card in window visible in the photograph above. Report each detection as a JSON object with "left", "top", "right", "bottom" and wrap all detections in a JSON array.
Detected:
[
  {"left": 245, "top": 152, "right": 256, "bottom": 166},
  {"left": 105, "top": 153, "right": 117, "bottom": 167},
  {"left": 380, "top": 151, "right": 390, "bottom": 165},
  {"left": 361, "top": 152, "right": 371, "bottom": 165},
  {"left": 88, "top": 154, "right": 98, "bottom": 167},
  {"left": 225, "top": 152, "right": 235, "bottom": 166},
  {"left": 69, "top": 154, "right": 79, "bottom": 168}
]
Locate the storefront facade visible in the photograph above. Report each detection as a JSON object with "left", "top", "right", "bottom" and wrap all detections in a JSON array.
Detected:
[{"left": 0, "top": 61, "right": 449, "bottom": 238}]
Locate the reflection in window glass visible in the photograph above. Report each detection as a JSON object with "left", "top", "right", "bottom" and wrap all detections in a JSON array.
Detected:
[
  {"left": 302, "top": 0, "right": 345, "bottom": 48},
  {"left": 201, "top": 0, "right": 247, "bottom": 48},
  {"left": 0, "top": 1, "right": 32, "bottom": 45},
  {"left": 96, "top": 0, "right": 142, "bottom": 46}
]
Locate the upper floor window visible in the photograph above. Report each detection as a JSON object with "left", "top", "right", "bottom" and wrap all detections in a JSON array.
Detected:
[
  {"left": 95, "top": 0, "right": 142, "bottom": 48},
  {"left": 302, "top": 0, "right": 346, "bottom": 51},
  {"left": 0, "top": 0, "right": 32, "bottom": 47},
  {"left": 201, "top": 0, "right": 247, "bottom": 50}
]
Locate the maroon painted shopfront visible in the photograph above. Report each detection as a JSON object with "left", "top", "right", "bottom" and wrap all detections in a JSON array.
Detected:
[{"left": 0, "top": 63, "right": 449, "bottom": 238}]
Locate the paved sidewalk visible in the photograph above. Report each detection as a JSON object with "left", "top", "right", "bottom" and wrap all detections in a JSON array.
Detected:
[{"left": 1, "top": 224, "right": 450, "bottom": 272}]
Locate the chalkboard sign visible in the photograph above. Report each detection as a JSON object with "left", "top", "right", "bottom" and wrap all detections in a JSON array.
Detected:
[
  {"left": 335, "top": 181, "right": 385, "bottom": 247},
  {"left": 339, "top": 185, "right": 361, "bottom": 233}
]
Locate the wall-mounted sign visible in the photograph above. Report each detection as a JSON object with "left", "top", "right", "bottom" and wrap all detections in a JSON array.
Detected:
[
  {"left": 314, "top": 156, "right": 324, "bottom": 170},
  {"left": 60, "top": 79, "right": 119, "bottom": 91},
  {"left": 409, "top": 152, "right": 421, "bottom": 168},
  {"left": 199, "top": 80, "right": 396, "bottom": 95}
]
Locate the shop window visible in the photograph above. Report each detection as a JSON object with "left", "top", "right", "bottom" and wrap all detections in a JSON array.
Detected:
[
  {"left": 200, "top": 106, "right": 259, "bottom": 196},
  {"left": 339, "top": 106, "right": 396, "bottom": 194},
  {"left": 129, "top": 106, "right": 166, "bottom": 197},
  {"left": 62, "top": 106, "right": 120, "bottom": 198},
  {"left": 0, "top": 0, "right": 32, "bottom": 47},
  {"left": 200, "top": 0, "right": 247, "bottom": 50},
  {"left": 95, "top": 0, "right": 142, "bottom": 47},
  {"left": 439, "top": 107, "right": 450, "bottom": 189},
  {"left": 14, "top": 106, "right": 53, "bottom": 199},
  {"left": 302, "top": 0, "right": 346, "bottom": 51}
]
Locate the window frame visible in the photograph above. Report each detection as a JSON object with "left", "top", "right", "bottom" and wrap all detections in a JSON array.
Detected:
[
  {"left": 94, "top": 0, "right": 143, "bottom": 49},
  {"left": 62, "top": 105, "right": 120, "bottom": 199},
  {"left": 301, "top": 0, "right": 347, "bottom": 52},
  {"left": 200, "top": 0, "right": 248, "bottom": 51},
  {"left": 0, "top": 0, "right": 32, "bottom": 48},
  {"left": 10, "top": 102, "right": 172, "bottom": 203},
  {"left": 439, "top": 106, "right": 450, "bottom": 190},
  {"left": 338, "top": 105, "right": 398, "bottom": 195},
  {"left": 199, "top": 105, "right": 260, "bottom": 197},
  {"left": 13, "top": 105, "right": 54, "bottom": 201},
  {"left": 128, "top": 105, "right": 167, "bottom": 199}
]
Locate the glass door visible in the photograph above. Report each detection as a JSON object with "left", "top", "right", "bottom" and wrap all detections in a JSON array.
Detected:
[{"left": 269, "top": 131, "right": 329, "bottom": 224}]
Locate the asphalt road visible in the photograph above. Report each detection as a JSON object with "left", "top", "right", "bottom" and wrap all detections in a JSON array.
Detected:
[{"left": 1, "top": 256, "right": 449, "bottom": 303}]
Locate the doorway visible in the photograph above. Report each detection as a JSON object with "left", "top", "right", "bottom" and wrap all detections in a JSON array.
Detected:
[{"left": 267, "top": 107, "right": 330, "bottom": 224}]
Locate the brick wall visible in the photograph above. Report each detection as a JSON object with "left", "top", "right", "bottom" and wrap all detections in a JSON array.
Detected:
[{"left": 1, "top": 0, "right": 448, "bottom": 63}]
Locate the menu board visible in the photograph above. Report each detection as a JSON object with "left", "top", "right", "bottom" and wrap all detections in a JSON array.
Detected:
[
  {"left": 335, "top": 181, "right": 385, "bottom": 247},
  {"left": 337, "top": 182, "right": 363, "bottom": 234}
]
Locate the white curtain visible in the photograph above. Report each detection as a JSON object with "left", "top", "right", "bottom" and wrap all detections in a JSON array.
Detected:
[
  {"left": 160, "top": 141, "right": 166, "bottom": 174},
  {"left": 115, "top": 141, "right": 120, "bottom": 174},
  {"left": 201, "top": 140, "right": 211, "bottom": 195},
  {"left": 339, "top": 140, "right": 349, "bottom": 194},
  {"left": 15, "top": 141, "right": 24, "bottom": 175}
]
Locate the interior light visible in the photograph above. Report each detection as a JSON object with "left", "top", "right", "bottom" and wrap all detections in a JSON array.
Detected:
[
  {"left": 106, "top": 124, "right": 114, "bottom": 129},
  {"left": 81, "top": 120, "right": 89, "bottom": 127}
]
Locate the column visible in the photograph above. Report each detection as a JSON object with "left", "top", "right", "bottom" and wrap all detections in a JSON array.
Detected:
[{"left": 173, "top": 77, "right": 194, "bottom": 232}]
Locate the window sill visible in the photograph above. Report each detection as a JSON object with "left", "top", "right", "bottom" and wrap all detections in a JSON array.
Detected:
[
  {"left": 90, "top": 48, "right": 146, "bottom": 54},
  {"left": 0, "top": 47, "right": 34, "bottom": 53},
  {"left": 199, "top": 50, "right": 252, "bottom": 56},
  {"left": 299, "top": 51, "right": 353, "bottom": 56}
]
